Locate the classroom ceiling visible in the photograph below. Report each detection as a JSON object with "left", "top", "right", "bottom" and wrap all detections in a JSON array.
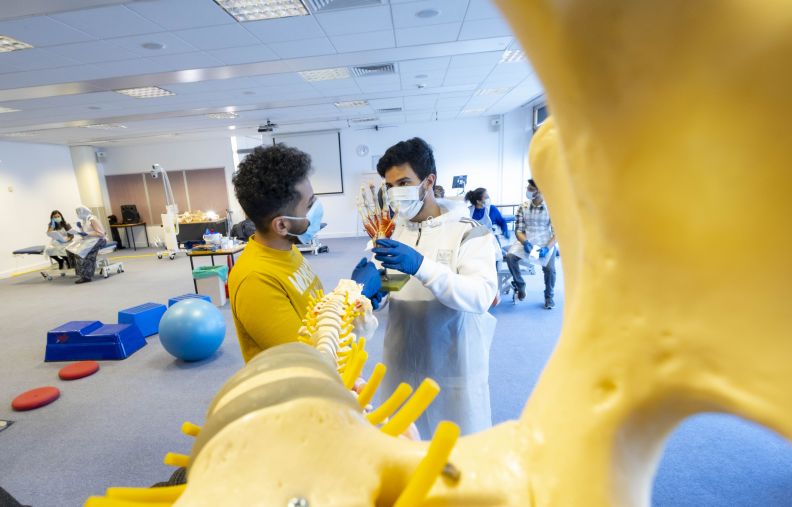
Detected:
[{"left": 0, "top": 0, "right": 541, "bottom": 146}]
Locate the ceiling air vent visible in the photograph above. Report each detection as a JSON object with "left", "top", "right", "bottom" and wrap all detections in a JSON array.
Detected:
[
  {"left": 349, "top": 116, "right": 379, "bottom": 124},
  {"left": 350, "top": 63, "right": 396, "bottom": 78},
  {"left": 375, "top": 107, "right": 402, "bottom": 113},
  {"left": 304, "top": 0, "right": 383, "bottom": 13}
]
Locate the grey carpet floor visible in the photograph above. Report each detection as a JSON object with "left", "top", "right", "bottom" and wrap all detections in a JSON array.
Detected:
[{"left": 1, "top": 237, "right": 790, "bottom": 506}]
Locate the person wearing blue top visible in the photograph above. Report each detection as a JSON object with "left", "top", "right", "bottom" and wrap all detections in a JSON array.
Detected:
[{"left": 465, "top": 187, "right": 510, "bottom": 238}]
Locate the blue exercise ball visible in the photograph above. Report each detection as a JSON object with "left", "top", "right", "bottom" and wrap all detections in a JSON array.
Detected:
[{"left": 159, "top": 299, "right": 226, "bottom": 361}]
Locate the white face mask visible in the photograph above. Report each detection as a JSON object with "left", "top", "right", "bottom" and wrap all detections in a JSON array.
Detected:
[
  {"left": 483, "top": 198, "right": 491, "bottom": 207},
  {"left": 388, "top": 180, "right": 427, "bottom": 221}
]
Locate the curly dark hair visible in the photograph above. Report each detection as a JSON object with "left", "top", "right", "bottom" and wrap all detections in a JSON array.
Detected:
[
  {"left": 232, "top": 144, "right": 312, "bottom": 232},
  {"left": 376, "top": 137, "right": 436, "bottom": 182},
  {"left": 465, "top": 187, "right": 487, "bottom": 206}
]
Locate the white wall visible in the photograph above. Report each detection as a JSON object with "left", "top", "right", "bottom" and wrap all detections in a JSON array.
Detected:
[
  {"left": 1, "top": 140, "right": 83, "bottom": 277},
  {"left": 100, "top": 137, "right": 241, "bottom": 246}
]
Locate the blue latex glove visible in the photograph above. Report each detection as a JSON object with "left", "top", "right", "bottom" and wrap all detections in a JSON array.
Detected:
[
  {"left": 351, "top": 257, "right": 381, "bottom": 298},
  {"left": 78, "top": 231, "right": 88, "bottom": 237},
  {"left": 76, "top": 221, "right": 82, "bottom": 229},
  {"left": 369, "top": 290, "right": 386, "bottom": 310},
  {"left": 539, "top": 246, "right": 549, "bottom": 258},
  {"left": 523, "top": 240, "right": 533, "bottom": 253},
  {"left": 372, "top": 239, "right": 424, "bottom": 276}
]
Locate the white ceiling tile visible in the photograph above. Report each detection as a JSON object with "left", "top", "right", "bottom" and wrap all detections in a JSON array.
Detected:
[
  {"left": 243, "top": 16, "right": 325, "bottom": 44},
  {"left": 0, "top": 64, "right": 104, "bottom": 89},
  {"left": 0, "top": 91, "right": 124, "bottom": 111},
  {"left": 45, "top": 40, "right": 140, "bottom": 64},
  {"left": 315, "top": 6, "right": 392, "bottom": 36},
  {"left": 458, "top": 17, "right": 513, "bottom": 40},
  {"left": 110, "top": 33, "right": 198, "bottom": 57},
  {"left": 436, "top": 96, "right": 470, "bottom": 109},
  {"left": 207, "top": 45, "right": 279, "bottom": 65},
  {"left": 249, "top": 73, "right": 306, "bottom": 87},
  {"left": 486, "top": 62, "right": 533, "bottom": 80},
  {"left": 405, "top": 111, "right": 434, "bottom": 122},
  {"left": 127, "top": 0, "right": 235, "bottom": 30},
  {"left": 465, "top": 0, "right": 503, "bottom": 21},
  {"left": 0, "top": 48, "right": 80, "bottom": 72},
  {"left": 0, "top": 16, "right": 95, "bottom": 47},
  {"left": 443, "top": 67, "right": 492, "bottom": 86},
  {"left": 173, "top": 24, "right": 260, "bottom": 51},
  {"left": 329, "top": 30, "right": 395, "bottom": 53},
  {"left": 403, "top": 94, "right": 438, "bottom": 110},
  {"left": 448, "top": 51, "right": 502, "bottom": 69},
  {"left": 89, "top": 58, "right": 172, "bottom": 78},
  {"left": 51, "top": 5, "right": 165, "bottom": 39},
  {"left": 269, "top": 37, "right": 336, "bottom": 59},
  {"left": 145, "top": 51, "right": 224, "bottom": 73},
  {"left": 391, "top": 0, "right": 470, "bottom": 29},
  {"left": 397, "top": 57, "right": 450, "bottom": 74},
  {"left": 436, "top": 110, "right": 458, "bottom": 120},
  {"left": 368, "top": 97, "right": 404, "bottom": 110},
  {"left": 310, "top": 80, "right": 362, "bottom": 97},
  {"left": 395, "top": 23, "right": 461, "bottom": 47},
  {"left": 355, "top": 74, "right": 401, "bottom": 93}
]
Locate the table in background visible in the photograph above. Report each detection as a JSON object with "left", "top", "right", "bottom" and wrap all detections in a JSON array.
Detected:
[
  {"left": 110, "top": 222, "right": 149, "bottom": 251},
  {"left": 187, "top": 244, "right": 245, "bottom": 293}
]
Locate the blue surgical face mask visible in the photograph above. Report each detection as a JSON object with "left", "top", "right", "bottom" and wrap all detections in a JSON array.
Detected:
[
  {"left": 53, "top": 217, "right": 62, "bottom": 223},
  {"left": 282, "top": 200, "right": 323, "bottom": 244}
]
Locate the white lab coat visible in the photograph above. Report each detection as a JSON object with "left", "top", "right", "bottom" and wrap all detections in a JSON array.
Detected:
[{"left": 380, "top": 200, "right": 498, "bottom": 437}]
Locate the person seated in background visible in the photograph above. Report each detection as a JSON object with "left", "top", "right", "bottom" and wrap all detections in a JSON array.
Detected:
[
  {"left": 433, "top": 185, "right": 445, "bottom": 199},
  {"left": 44, "top": 210, "right": 74, "bottom": 270},
  {"left": 228, "top": 145, "right": 326, "bottom": 363},
  {"left": 505, "top": 179, "right": 557, "bottom": 308},
  {"left": 68, "top": 206, "right": 107, "bottom": 284},
  {"left": 465, "top": 187, "right": 510, "bottom": 239}
]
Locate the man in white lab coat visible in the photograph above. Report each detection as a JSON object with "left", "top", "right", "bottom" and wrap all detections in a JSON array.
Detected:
[{"left": 370, "top": 137, "right": 498, "bottom": 437}]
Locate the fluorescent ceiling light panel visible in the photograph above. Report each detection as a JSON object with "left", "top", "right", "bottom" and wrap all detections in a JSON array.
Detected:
[
  {"left": 475, "top": 87, "right": 511, "bottom": 96},
  {"left": 2, "top": 131, "right": 39, "bottom": 137},
  {"left": 349, "top": 116, "right": 378, "bottom": 123},
  {"left": 214, "top": 0, "right": 309, "bottom": 21},
  {"left": 500, "top": 49, "right": 525, "bottom": 63},
  {"left": 299, "top": 67, "right": 350, "bottom": 82},
  {"left": 207, "top": 112, "right": 239, "bottom": 119},
  {"left": 115, "top": 86, "right": 175, "bottom": 98},
  {"left": 0, "top": 35, "right": 33, "bottom": 53},
  {"left": 82, "top": 123, "right": 127, "bottom": 130},
  {"left": 334, "top": 100, "right": 368, "bottom": 109},
  {"left": 0, "top": 107, "right": 20, "bottom": 113}
]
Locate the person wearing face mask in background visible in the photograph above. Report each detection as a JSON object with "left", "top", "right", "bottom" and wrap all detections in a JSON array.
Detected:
[
  {"left": 44, "top": 210, "right": 75, "bottom": 270},
  {"left": 66, "top": 205, "right": 107, "bottom": 284},
  {"left": 228, "top": 145, "right": 326, "bottom": 363},
  {"left": 505, "top": 179, "right": 557, "bottom": 308},
  {"left": 465, "top": 187, "right": 510, "bottom": 239},
  {"left": 362, "top": 137, "right": 498, "bottom": 437}
]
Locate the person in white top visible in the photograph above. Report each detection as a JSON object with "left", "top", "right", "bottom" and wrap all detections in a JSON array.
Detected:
[
  {"left": 68, "top": 205, "right": 107, "bottom": 284},
  {"left": 44, "top": 210, "right": 74, "bottom": 270},
  {"left": 368, "top": 137, "right": 498, "bottom": 437}
]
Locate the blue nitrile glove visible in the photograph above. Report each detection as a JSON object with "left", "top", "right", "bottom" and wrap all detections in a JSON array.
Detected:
[
  {"left": 78, "top": 231, "right": 88, "bottom": 237},
  {"left": 372, "top": 239, "right": 424, "bottom": 276},
  {"left": 369, "top": 290, "right": 386, "bottom": 310},
  {"left": 351, "top": 257, "right": 381, "bottom": 298},
  {"left": 523, "top": 240, "right": 533, "bottom": 253},
  {"left": 76, "top": 221, "right": 82, "bottom": 229},
  {"left": 539, "top": 246, "right": 549, "bottom": 258}
]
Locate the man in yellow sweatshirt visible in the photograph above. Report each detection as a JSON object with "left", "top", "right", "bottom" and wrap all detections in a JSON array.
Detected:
[{"left": 229, "top": 144, "right": 325, "bottom": 363}]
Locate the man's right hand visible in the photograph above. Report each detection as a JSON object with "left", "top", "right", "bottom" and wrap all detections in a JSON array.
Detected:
[{"left": 523, "top": 240, "right": 533, "bottom": 253}]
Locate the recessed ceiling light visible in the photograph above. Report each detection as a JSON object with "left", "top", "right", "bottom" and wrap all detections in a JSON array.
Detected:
[
  {"left": 115, "top": 86, "right": 175, "bottom": 98},
  {"left": 207, "top": 112, "right": 239, "bottom": 119},
  {"left": 0, "top": 107, "right": 20, "bottom": 114},
  {"left": 334, "top": 100, "right": 368, "bottom": 109},
  {"left": 214, "top": 0, "right": 309, "bottom": 22},
  {"left": 82, "top": 123, "right": 127, "bottom": 130},
  {"left": 500, "top": 49, "right": 526, "bottom": 64},
  {"left": 475, "top": 87, "right": 511, "bottom": 96},
  {"left": 299, "top": 67, "right": 351, "bottom": 82},
  {"left": 228, "top": 125, "right": 237, "bottom": 130},
  {"left": 141, "top": 42, "right": 165, "bottom": 50},
  {"left": 0, "top": 35, "right": 33, "bottom": 53},
  {"left": 415, "top": 8, "right": 440, "bottom": 18}
]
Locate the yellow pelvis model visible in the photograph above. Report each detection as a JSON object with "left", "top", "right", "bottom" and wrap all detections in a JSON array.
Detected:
[{"left": 85, "top": 0, "right": 792, "bottom": 505}]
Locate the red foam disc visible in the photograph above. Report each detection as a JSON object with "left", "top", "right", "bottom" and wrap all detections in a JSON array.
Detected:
[
  {"left": 11, "top": 386, "right": 60, "bottom": 411},
  {"left": 58, "top": 360, "right": 100, "bottom": 381}
]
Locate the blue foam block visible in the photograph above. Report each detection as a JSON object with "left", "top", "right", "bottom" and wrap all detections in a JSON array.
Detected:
[
  {"left": 45, "top": 321, "right": 146, "bottom": 362},
  {"left": 118, "top": 302, "right": 167, "bottom": 337},
  {"left": 168, "top": 293, "right": 212, "bottom": 307}
]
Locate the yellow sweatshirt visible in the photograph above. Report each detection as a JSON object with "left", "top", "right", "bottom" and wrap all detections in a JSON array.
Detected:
[{"left": 229, "top": 238, "right": 322, "bottom": 362}]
